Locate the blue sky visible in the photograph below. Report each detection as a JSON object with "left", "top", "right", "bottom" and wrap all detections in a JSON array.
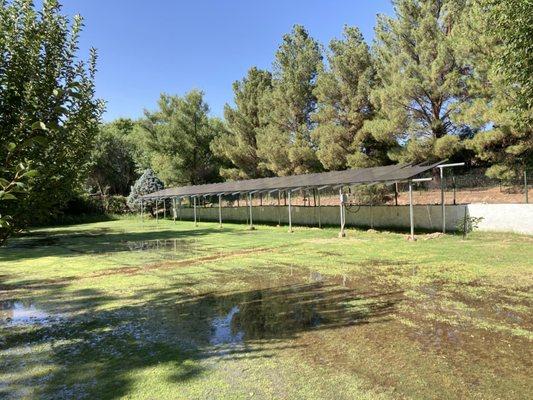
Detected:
[{"left": 59, "top": 0, "right": 394, "bottom": 121}]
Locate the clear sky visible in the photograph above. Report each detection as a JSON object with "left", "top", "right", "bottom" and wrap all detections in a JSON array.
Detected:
[{"left": 59, "top": 0, "right": 394, "bottom": 121}]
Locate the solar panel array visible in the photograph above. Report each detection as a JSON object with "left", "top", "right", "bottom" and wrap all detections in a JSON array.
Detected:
[{"left": 142, "top": 161, "right": 443, "bottom": 199}]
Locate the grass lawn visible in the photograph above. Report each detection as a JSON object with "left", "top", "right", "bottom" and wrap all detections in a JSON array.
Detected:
[{"left": 0, "top": 217, "right": 532, "bottom": 399}]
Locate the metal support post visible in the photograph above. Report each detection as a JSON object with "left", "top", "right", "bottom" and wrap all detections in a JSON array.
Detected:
[
  {"left": 339, "top": 187, "right": 346, "bottom": 237},
  {"left": 437, "top": 162, "right": 465, "bottom": 233},
  {"left": 452, "top": 176, "right": 456, "bottom": 205},
  {"left": 288, "top": 190, "right": 292, "bottom": 233},
  {"left": 409, "top": 180, "right": 414, "bottom": 240},
  {"left": 193, "top": 196, "right": 197, "bottom": 227},
  {"left": 248, "top": 193, "right": 254, "bottom": 229},
  {"left": 440, "top": 167, "right": 445, "bottom": 233},
  {"left": 317, "top": 188, "right": 322, "bottom": 229},
  {"left": 218, "top": 194, "right": 222, "bottom": 228},
  {"left": 277, "top": 191, "right": 281, "bottom": 226},
  {"left": 172, "top": 198, "right": 176, "bottom": 222}
]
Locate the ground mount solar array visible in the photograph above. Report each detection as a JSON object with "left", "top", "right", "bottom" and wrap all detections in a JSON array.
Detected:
[{"left": 142, "top": 161, "right": 445, "bottom": 199}]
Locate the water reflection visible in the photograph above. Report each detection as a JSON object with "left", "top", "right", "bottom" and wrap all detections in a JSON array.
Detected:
[
  {"left": 0, "top": 300, "right": 53, "bottom": 326},
  {"left": 171, "top": 277, "right": 403, "bottom": 346},
  {"left": 210, "top": 306, "right": 244, "bottom": 345},
  {"left": 125, "top": 239, "right": 191, "bottom": 252}
]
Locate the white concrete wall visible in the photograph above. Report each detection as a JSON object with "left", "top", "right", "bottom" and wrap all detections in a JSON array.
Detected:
[
  {"left": 174, "top": 203, "right": 532, "bottom": 235},
  {"left": 176, "top": 204, "right": 466, "bottom": 232},
  {"left": 467, "top": 203, "right": 533, "bottom": 235}
]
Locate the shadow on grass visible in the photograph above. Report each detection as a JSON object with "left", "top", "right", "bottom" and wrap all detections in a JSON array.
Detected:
[
  {"left": 0, "top": 274, "right": 402, "bottom": 399},
  {"left": 0, "top": 227, "right": 223, "bottom": 262}
]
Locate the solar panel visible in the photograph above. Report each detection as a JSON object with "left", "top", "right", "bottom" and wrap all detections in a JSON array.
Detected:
[{"left": 142, "top": 161, "right": 444, "bottom": 199}]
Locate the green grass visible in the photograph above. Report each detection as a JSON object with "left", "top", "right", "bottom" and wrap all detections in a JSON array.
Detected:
[{"left": 1, "top": 218, "right": 532, "bottom": 399}]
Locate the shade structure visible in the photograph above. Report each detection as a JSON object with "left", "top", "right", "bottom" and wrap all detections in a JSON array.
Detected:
[{"left": 141, "top": 161, "right": 444, "bottom": 200}]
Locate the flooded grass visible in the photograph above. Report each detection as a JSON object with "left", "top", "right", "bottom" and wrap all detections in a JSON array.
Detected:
[{"left": 0, "top": 218, "right": 531, "bottom": 399}]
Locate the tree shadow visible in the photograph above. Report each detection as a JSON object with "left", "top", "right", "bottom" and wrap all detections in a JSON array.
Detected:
[
  {"left": 0, "top": 227, "right": 222, "bottom": 262},
  {"left": 0, "top": 274, "right": 403, "bottom": 399}
]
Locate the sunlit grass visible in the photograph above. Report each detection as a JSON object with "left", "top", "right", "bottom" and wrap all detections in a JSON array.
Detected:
[{"left": 0, "top": 218, "right": 531, "bottom": 399}]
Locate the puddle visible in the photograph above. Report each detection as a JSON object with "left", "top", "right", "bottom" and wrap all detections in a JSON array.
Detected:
[
  {"left": 163, "top": 273, "right": 402, "bottom": 347},
  {"left": 0, "top": 300, "right": 56, "bottom": 326},
  {"left": 210, "top": 306, "right": 245, "bottom": 345},
  {"left": 124, "top": 239, "right": 191, "bottom": 252}
]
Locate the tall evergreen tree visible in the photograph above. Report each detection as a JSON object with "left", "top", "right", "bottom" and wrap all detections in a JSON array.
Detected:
[
  {"left": 142, "top": 90, "right": 222, "bottom": 186},
  {"left": 366, "top": 0, "right": 469, "bottom": 164},
  {"left": 257, "top": 25, "right": 323, "bottom": 176},
  {"left": 313, "top": 26, "right": 393, "bottom": 170},
  {"left": 454, "top": 0, "right": 532, "bottom": 179},
  {"left": 211, "top": 67, "right": 272, "bottom": 180}
]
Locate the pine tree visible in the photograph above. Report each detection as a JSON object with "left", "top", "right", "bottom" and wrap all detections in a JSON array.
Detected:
[
  {"left": 257, "top": 25, "right": 323, "bottom": 176},
  {"left": 313, "top": 26, "right": 393, "bottom": 170},
  {"left": 454, "top": 0, "right": 532, "bottom": 179},
  {"left": 366, "top": 0, "right": 469, "bottom": 164},
  {"left": 211, "top": 67, "right": 273, "bottom": 180},
  {"left": 142, "top": 90, "right": 223, "bottom": 186}
]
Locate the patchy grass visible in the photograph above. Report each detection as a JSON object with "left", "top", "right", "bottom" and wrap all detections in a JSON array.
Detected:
[{"left": 0, "top": 218, "right": 532, "bottom": 399}]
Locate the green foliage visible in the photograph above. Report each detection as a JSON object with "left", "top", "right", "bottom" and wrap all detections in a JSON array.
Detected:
[
  {"left": 351, "top": 184, "right": 391, "bottom": 205},
  {"left": 313, "top": 26, "right": 393, "bottom": 170},
  {"left": 454, "top": 0, "right": 532, "bottom": 179},
  {"left": 366, "top": 0, "right": 469, "bottom": 163},
  {"left": 87, "top": 119, "right": 138, "bottom": 196},
  {"left": 457, "top": 214, "right": 484, "bottom": 238},
  {"left": 0, "top": 0, "right": 103, "bottom": 242},
  {"left": 127, "top": 169, "right": 164, "bottom": 213},
  {"left": 257, "top": 25, "right": 324, "bottom": 176},
  {"left": 211, "top": 67, "right": 273, "bottom": 180},
  {"left": 142, "top": 90, "right": 223, "bottom": 185},
  {"left": 0, "top": 141, "right": 39, "bottom": 243},
  {"left": 485, "top": 0, "right": 532, "bottom": 113}
]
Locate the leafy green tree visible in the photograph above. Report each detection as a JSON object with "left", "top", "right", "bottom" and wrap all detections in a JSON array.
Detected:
[
  {"left": 127, "top": 169, "right": 163, "bottom": 215},
  {"left": 211, "top": 67, "right": 273, "bottom": 180},
  {"left": 257, "top": 25, "right": 324, "bottom": 176},
  {"left": 142, "top": 90, "right": 223, "bottom": 186},
  {"left": 0, "top": 142, "right": 38, "bottom": 244},
  {"left": 454, "top": 0, "right": 532, "bottom": 179},
  {"left": 366, "top": 0, "right": 469, "bottom": 164},
  {"left": 313, "top": 26, "right": 393, "bottom": 170},
  {"left": 0, "top": 0, "right": 103, "bottom": 241},
  {"left": 87, "top": 119, "right": 138, "bottom": 195}
]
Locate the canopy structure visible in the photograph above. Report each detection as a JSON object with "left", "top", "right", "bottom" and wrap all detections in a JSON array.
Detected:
[
  {"left": 142, "top": 161, "right": 443, "bottom": 200},
  {"left": 140, "top": 161, "right": 447, "bottom": 239}
]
